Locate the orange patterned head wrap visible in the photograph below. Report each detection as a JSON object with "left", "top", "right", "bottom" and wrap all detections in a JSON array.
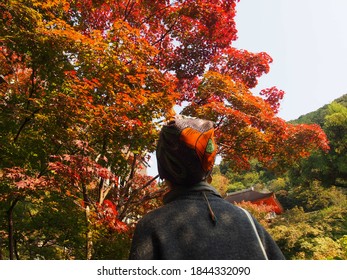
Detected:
[{"left": 156, "top": 116, "right": 217, "bottom": 186}]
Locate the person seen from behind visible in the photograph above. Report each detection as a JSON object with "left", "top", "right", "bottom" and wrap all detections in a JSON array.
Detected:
[{"left": 129, "top": 116, "right": 285, "bottom": 260}]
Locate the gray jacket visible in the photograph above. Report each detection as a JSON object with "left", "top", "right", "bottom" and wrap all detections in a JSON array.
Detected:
[{"left": 129, "top": 182, "right": 285, "bottom": 260}]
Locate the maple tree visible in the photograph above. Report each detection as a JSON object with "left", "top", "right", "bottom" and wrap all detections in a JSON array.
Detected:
[{"left": 0, "top": 0, "right": 329, "bottom": 259}]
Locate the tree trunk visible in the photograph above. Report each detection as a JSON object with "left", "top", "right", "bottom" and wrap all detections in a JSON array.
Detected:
[
  {"left": 85, "top": 205, "right": 93, "bottom": 260},
  {"left": 7, "top": 198, "right": 19, "bottom": 260},
  {"left": 0, "top": 237, "right": 3, "bottom": 260},
  {"left": 82, "top": 184, "right": 93, "bottom": 260}
]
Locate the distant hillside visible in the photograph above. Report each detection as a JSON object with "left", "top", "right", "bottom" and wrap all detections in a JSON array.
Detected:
[
  {"left": 287, "top": 93, "right": 347, "bottom": 188},
  {"left": 290, "top": 94, "right": 347, "bottom": 126}
]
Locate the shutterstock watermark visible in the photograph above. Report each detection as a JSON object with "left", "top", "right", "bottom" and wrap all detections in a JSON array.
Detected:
[{"left": 96, "top": 265, "right": 182, "bottom": 276}]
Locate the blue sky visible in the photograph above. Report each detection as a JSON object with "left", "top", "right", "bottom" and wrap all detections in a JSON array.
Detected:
[{"left": 147, "top": 0, "right": 347, "bottom": 176}]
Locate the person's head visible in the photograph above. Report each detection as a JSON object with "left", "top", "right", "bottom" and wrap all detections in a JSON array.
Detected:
[{"left": 156, "top": 116, "right": 217, "bottom": 187}]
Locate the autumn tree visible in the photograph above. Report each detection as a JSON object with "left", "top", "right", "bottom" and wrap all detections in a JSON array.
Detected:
[
  {"left": 0, "top": 0, "right": 175, "bottom": 259},
  {"left": 0, "top": 0, "right": 329, "bottom": 259}
]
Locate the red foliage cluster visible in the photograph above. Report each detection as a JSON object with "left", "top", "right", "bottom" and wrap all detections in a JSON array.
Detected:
[
  {"left": 260, "top": 87, "right": 285, "bottom": 114},
  {"left": 48, "top": 141, "right": 117, "bottom": 188},
  {"left": 213, "top": 48, "right": 273, "bottom": 89},
  {"left": 3, "top": 167, "right": 49, "bottom": 191},
  {"left": 96, "top": 199, "right": 128, "bottom": 232}
]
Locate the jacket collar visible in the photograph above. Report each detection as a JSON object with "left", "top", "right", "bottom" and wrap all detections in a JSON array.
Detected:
[{"left": 163, "top": 181, "right": 221, "bottom": 204}]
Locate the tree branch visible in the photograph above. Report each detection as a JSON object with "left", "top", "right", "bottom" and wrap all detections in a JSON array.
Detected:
[
  {"left": 152, "top": 18, "right": 178, "bottom": 46},
  {"left": 118, "top": 174, "right": 159, "bottom": 220},
  {"left": 13, "top": 108, "right": 41, "bottom": 143}
]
